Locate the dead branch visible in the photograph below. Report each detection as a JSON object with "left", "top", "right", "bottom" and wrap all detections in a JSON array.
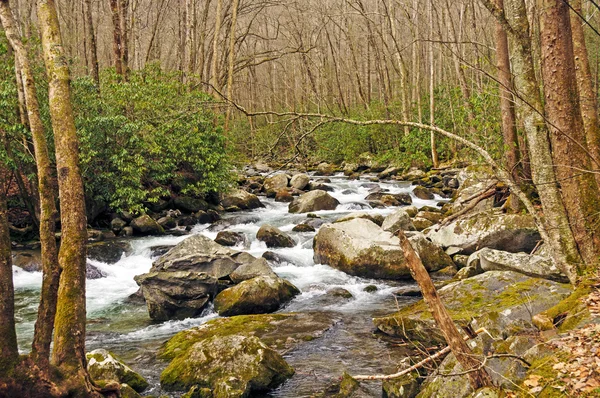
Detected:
[{"left": 441, "top": 187, "right": 496, "bottom": 227}]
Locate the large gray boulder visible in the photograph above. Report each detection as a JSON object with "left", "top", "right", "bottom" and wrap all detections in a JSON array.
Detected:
[
  {"left": 407, "top": 232, "right": 455, "bottom": 271},
  {"left": 381, "top": 209, "right": 415, "bottom": 234},
  {"left": 230, "top": 258, "right": 277, "bottom": 284},
  {"left": 288, "top": 190, "right": 340, "bottom": 213},
  {"left": 479, "top": 248, "right": 568, "bottom": 282},
  {"left": 214, "top": 276, "right": 300, "bottom": 316},
  {"left": 220, "top": 189, "right": 264, "bottom": 210},
  {"left": 373, "top": 271, "right": 572, "bottom": 344},
  {"left": 452, "top": 168, "right": 497, "bottom": 213},
  {"left": 263, "top": 173, "right": 289, "bottom": 192},
  {"left": 134, "top": 271, "right": 218, "bottom": 321},
  {"left": 334, "top": 211, "right": 384, "bottom": 226},
  {"left": 130, "top": 214, "right": 164, "bottom": 236},
  {"left": 256, "top": 225, "right": 296, "bottom": 248},
  {"left": 313, "top": 219, "right": 447, "bottom": 279},
  {"left": 290, "top": 173, "right": 310, "bottom": 190},
  {"left": 160, "top": 334, "right": 294, "bottom": 397},
  {"left": 427, "top": 210, "right": 540, "bottom": 255}
]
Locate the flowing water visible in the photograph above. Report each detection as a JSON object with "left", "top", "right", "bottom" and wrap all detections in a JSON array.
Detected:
[{"left": 12, "top": 172, "right": 445, "bottom": 397}]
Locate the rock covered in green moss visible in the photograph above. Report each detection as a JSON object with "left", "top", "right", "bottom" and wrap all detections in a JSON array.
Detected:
[
  {"left": 374, "top": 271, "right": 572, "bottom": 344},
  {"left": 119, "top": 383, "right": 142, "bottom": 398},
  {"left": 86, "top": 349, "right": 148, "bottom": 393},
  {"left": 214, "top": 276, "right": 300, "bottom": 316},
  {"left": 312, "top": 372, "right": 372, "bottom": 397},
  {"left": 130, "top": 214, "right": 165, "bottom": 236},
  {"left": 160, "top": 334, "right": 294, "bottom": 396},
  {"left": 426, "top": 210, "right": 540, "bottom": 255},
  {"left": 382, "top": 372, "right": 420, "bottom": 398}
]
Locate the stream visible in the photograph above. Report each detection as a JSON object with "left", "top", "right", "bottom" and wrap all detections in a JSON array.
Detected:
[{"left": 12, "top": 172, "right": 446, "bottom": 397}]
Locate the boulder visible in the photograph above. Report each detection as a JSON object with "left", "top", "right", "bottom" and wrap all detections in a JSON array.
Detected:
[
  {"left": 378, "top": 166, "right": 402, "bottom": 180},
  {"left": 157, "top": 216, "right": 177, "bottom": 229},
  {"left": 289, "top": 190, "right": 340, "bottom": 213},
  {"left": 315, "top": 162, "right": 335, "bottom": 176},
  {"left": 86, "top": 262, "right": 107, "bottom": 279},
  {"left": 87, "top": 241, "right": 131, "bottom": 264},
  {"left": 407, "top": 232, "right": 454, "bottom": 271},
  {"left": 173, "top": 196, "right": 209, "bottom": 213},
  {"left": 313, "top": 219, "right": 447, "bottom": 280},
  {"left": 412, "top": 217, "right": 433, "bottom": 231},
  {"left": 213, "top": 276, "right": 300, "bottom": 316},
  {"left": 292, "top": 223, "right": 316, "bottom": 232},
  {"left": 335, "top": 212, "right": 384, "bottom": 226},
  {"left": 382, "top": 372, "right": 420, "bottom": 398},
  {"left": 110, "top": 217, "right": 127, "bottom": 233},
  {"left": 413, "top": 185, "right": 434, "bottom": 200},
  {"left": 214, "top": 231, "right": 247, "bottom": 247},
  {"left": 478, "top": 248, "right": 568, "bottom": 282},
  {"left": 220, "top": 189, "right": 264, "bottom": 210},
  {"left": 130, "top": 214, "right": 164, "bottom": 236},
  {"left": 230, "top": 258, "right": 277, "bottom": 284},
  {"left": 256, "top": 225, "right": 296, "bottom": 248},
  {"left": 373, "top": 271, "right": 572, "bottom": 344},
  {"left": 290, "top": 173, "right": 310, "bottom": 190},
  {"left": 427, "top": 210, "right": 540, "bottom": 255},
  {"left": 381, "top": 209, "right": 415, "bottom": 234},
  {"left": 364, "top": 192, "right": 412, "bottom": 206},
  {"left": 307, "top": 182, "right": 335, "bottom": 192},
  {"left": 263, "top": 173, "right": 289, "bottom": 191},
  {"left": 160, "top": 334, "right": 294, "bottom": 397},
  {"left": 134, "top": 271, "right": 218, "bottom": 321},
  {"left": 12, "top": 250, "right": 42, "bottom": 272},
  {"left": 86, "top": 349, "right": 148, "bottom": 393},
  {"left": 415, "top": 211, "right": 443, "bottom": 224},
  {"left": 452, "top": 168, "right": 498, "bottom": 213}
]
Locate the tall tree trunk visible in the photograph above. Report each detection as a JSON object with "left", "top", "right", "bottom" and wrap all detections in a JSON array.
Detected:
[
  {"left": 83, "top": 0, "right": 99, "bottom": 88},
  {"left": 429, "top": 0, "right": 439, "bottom": 167},
  {"left": 209, "top": 0, "right": 223, "bottom": 91},
  {"left": 37, "top": 0, "right": 94, "bottom": 394},
  {"left": 120, "top": 0, "right": 129, "bottom": 76},
  {"left": 494, "top": 0, "right": 520, "bottom": 182},
  {"left": 0, "top": 0, "right": 60, "bottom": 370},
  {"left": 224, "top": 0, "right": 239, "bottom": 130},
  {"left": 109, "top": 0, "right": 123, "bottom": 75},
  {"left": 481, "top": 0, "right": 582, "bottom": 282},
  {"left": 398, "top": 231, "right": 493, "bottom": 389},
  {"left": 570, "top": 0, "right": 600, "bottom": 186},
  {"left": 540, "top": 0, "right": 600, "bottom": 270},
  {"left": 0, "top": 157, "right": 18, "bottom": 379}
]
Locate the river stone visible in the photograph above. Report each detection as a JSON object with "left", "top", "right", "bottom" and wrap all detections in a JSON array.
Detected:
[
  {"left": 264, "top": 174, "right": 289, "bottom": 192},
  {"left": 381, "top": 209, "right": 415, "bottom": 234},
  {"left": 290, "top": 173, "right": 310, "bottom": 190},
  {"left": 130, "top": 214, "right": 165, "bottom": 236},
  {"left": 214, "top": 276, "right": 300, "bottom": 316},
  {"left": 364, "top": 192, "right": 412, "bottom": 206},
  {"left": 157, "top": 216, "right": 177, "bottom": 229},
  {"left": 313, "top": 219, "right": 447, "bottom": 280},
  {"left": 160, "top": 334, "right": 294, "bottom": 397},
  {"left": 378, "top": 166, "right": 402, "bottom": 180},
  {"left": 214, "top": 230, "right": 247, "bottom": 247},
  {"left": 86, "top": 262, "right": 107, "bottom": 279},
  {"left": 407, "top": 232, "right": 454, "bottom": 271},
  {"left": 134, "top": 271, "right": 218, "bottom": 321},
  {"left": 314, "top": 372, "right": 373, "bottom": 397},
  {"left": 292, "top": 223, "right": 316, "bottom": 232},
  {"left": 382, "top": 372, "right": 420, "bottom": 398},
  {"left": 426, "top": 210, "right": 540, "bottom": 255},
  {"left": 452, "top": 168, "right": 497, "bottom": 213},
  {"left": 402, "top": 168, "right": 426, "bottom": 181},
  {"left": 373, "top": 271, "right": 572, "bottom": 344},
  {"left": 415, "top": 211, "right": 443, "bottom": 224},
  {"left": 335, "top": 212, "right": 384, "bottom": 226},
  {"left": 110, "top": 217, "right": 127, "bottom": 233},
  {"left": 12, "top": 250, "right": 42, "bottom": 272},
  {"left": 413, "top": 185, "right": 434, "bottom": 200},
  {"left": 173, "top": 196, "right": 209, "bottom": 213},
  {"left": 151, "top": 235, "right": 250, "bottom": 278},
  {"left": 86, "top": 349, "right": 149, "bottom": 393},
  {"left": 220, "top": 189, "right": 264, "bottom": 210},
  {"left": 230, "top": 258, "right": 277, "bottom": 284},
  {"left": 289, "top": 190, "right": 340, "bottom": 213},
  {"left": 87, "top": 240, "right": 131, "bottom": 264},
  {"left": 274, "top": 189, "right": 294, "bottom": 202},
  {"left": 316, "top": 162, "right": 335, "bottom": 176},
  {"left": 478, "top": 248, "right": 568, "bottom": 282},
  {"left": 256, "top": 225, "right": 296, "bottom": 248},
  {"left": 307, "top": 182, "right": 335, "bottom": 192}
]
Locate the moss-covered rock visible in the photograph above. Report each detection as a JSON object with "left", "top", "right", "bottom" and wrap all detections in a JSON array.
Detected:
[
  {"left": 86, "top": 349, "right": 148, "bottom": 393},
  {"left": 160, "top": 334, "right": 294, "bottom": 396},
  {"left": 213, "top": 276, "right": 300, "bottom": 316},
  {"left": 130, "top": 214, "right": 165, "bottom": 236},
  {"left": 374, "top": 271, "right": 572, "bottom": 344},
  {"left": 311, "top": 372, "right": 372, "bottom": 398},
  {"left": 382, "top": 372, "right": 420, "bottom": 398}
]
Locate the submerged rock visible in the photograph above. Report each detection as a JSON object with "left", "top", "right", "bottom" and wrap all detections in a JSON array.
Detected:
[
  {"left": 214, "top": 276, "right": 300, "bottom": 316},
  {"left": 427, "top": 210, "right": 540, "bottom": 255},
  {"left": 289, "top": 190, "right": 340, "bottom": 213},
  {"left": 220, "top": 189, "right": 264, "bottom": 210},
  {"left": 86, "top": 349, "right": 148, "bottom": 393},
  {"left": 160, "top": 334, "right": 294, "bottom": 397},
  {"left": 256, "top": 224, "right": 296, "bottom": 248},
  {"left": 373, "top": 271, "right": 572, "bottom": 344},
  {"left": 313, "top": 219, "right": 447, "bottom": 280}
]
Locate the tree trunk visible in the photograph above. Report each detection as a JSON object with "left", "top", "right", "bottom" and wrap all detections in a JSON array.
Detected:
[
  {"left": 83, "top": 0, "right": 99, "bottom": 88},
  {"left": 109, "top": 0, "right": 123, "bottom": 75},
  {"left": 429, "top": 0, "right": 439, "bottom": 167},
  {"left": 494, "top": 0, "right": 520, "bottom": 182},
  {"left": 209, "top": 0, "right": 223, "bottom": 91},
  {"left": 540, "top": 0, "right": 600, "bottom": 270},
  {"left": 37, "top": 0, "right": 95, "bottom": 395},
  {"left": 397, "top": 230, "right": 493, "bottom": 389},
  {"left": 570, "top": 0, "right": 600, "bottom": 186},
  {"left": 0, "top": 0, "right": 61, "bottom": 370},
  {"left": 120, "top": 0, "right": 129, "bottom": 77},
  {"left": 224, "top": 0, "right": 239, "bottom": 130}
]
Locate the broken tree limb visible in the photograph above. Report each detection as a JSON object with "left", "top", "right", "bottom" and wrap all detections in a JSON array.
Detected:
[{"left": 353, "top": 328, "right": 488, "bottom": 381}]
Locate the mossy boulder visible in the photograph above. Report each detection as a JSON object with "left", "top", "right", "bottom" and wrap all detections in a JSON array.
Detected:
[
  {"left": 382, "top": 372, "right": 420, "bottom": 398},
  {"left": 130, "top": 214, "right": 165, "bottom": 236},
  {"left": 316, "top": 162, "right": 335, "bottom": 176},
  {"left": 214, "top": 276, "right": 300, "bottom": 316},
  {"left": 160, "top": 334, "right": 294, "bottom": 397},
  {"left": 174, "top": 196, "right": 209, "bottom": 213},
  {"left": 220, "top": 189, "right": 264, "bottom": 210},
  {"left": 256, "top": 224, "right": 296, "bottom": 248},
  {"left": 312, "top": 372, "right": 373, "bottom": 397},
  {"left": 313, "top": 219, "right": 447, "bottom": 280},
  {"left": 86, "top": 349, "right": 148, "bottom": 393},
  {"left": 413, "top": 185, "right": 434, "bottom": 200},
  {"left": 427, "top": 210, "right": 540, "bottom": 255},
  {"left": 289, "top": 190, "right": 340, "bottom": 213},
  {"left": 374, "top": 271, "right": 572, "bottom": 344}
]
